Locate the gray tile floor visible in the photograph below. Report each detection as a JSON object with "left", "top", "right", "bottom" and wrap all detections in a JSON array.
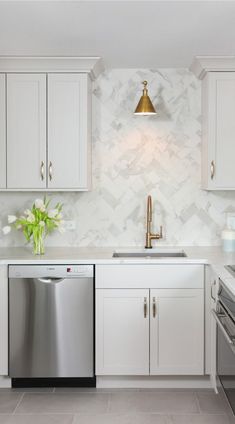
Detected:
[{"left": 0, "top": 388, "right": 234, "bottom": 424}]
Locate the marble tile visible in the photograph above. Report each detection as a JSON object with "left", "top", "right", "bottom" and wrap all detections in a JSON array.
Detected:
[
  {"left": 169, "top": 414, "right": 234, "bottom": 424},
  {"left": 1, "top": 69, "right": 235, "bottom": 248}
]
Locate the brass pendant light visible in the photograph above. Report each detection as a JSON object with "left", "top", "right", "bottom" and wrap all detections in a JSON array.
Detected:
[{"left": 134, "top": 80, "right": 156, "bottom": 116}]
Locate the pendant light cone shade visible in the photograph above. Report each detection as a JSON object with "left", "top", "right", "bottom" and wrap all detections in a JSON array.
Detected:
[{"left": 134, "top": 81, "right": 157, "bottom": 115}]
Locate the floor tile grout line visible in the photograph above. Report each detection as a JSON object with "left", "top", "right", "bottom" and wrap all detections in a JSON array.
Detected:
[
  {"left": 194, "top": 390, "right": 203, "bottom": 414},
  {"left": 12, "top": 392, "right": 25, "bottom": 415}
]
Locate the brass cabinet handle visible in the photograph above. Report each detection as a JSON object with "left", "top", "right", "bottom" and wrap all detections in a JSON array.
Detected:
[
  {"left": 40, "top": 161, "right": 44, "bottom": 181},
  {"left": 49, "top": 161, "right": 53, "bottom": 181},
  {"left": 210, "top": 160, "right": 215, "bottom": 180},
  {"left": 153, "top": 297, "right": 156, "bottom": 317},
  {"left": 144, "top": 297, "right": 147, "bottom": 318}
]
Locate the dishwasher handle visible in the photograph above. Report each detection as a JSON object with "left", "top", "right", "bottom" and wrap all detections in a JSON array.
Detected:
[{"left": 37, "top": 277, "right": 65, "bottom": 284}]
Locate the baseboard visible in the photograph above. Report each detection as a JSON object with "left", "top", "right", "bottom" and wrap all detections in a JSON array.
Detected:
[
  {"left": 0, "top": 376, "right": 11, "bottom": 388},
  {"left": 97, "top": 376, "right": 212, "bottom": 389}
]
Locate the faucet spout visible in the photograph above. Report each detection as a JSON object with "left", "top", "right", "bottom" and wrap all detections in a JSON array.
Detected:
[{"left": 145, "top": 195, "right": 163, "bottom": 249}]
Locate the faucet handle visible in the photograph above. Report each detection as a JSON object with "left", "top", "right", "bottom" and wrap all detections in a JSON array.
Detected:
[{"left": 159, "top": 225, "right": 163, "bottom": 239}]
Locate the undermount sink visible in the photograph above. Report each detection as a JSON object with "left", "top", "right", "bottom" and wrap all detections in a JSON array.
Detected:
[{"left": 112, "top": 249, "right": 187, "bottom": 258}]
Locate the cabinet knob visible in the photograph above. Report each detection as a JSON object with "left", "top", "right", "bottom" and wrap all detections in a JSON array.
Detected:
[
  {"left": 210, "top": 161, "right": 215, "bottom": 180},
  {"left": 49, "top": 161, "right": 53, "bottom": 181},
  {"left": 144, "top": 297, "right": 147, "bottom": 318},
  {"left": 40, "top": 161, "right": 44, "bottom": 181}
]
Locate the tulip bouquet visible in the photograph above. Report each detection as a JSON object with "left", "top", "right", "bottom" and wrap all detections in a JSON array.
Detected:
[{"left": 2, "top": 198, "right": 64, "bottom": 255}]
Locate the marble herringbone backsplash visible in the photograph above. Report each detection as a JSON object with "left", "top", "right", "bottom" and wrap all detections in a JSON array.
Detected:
[{"left": 1, "top": 68, "right": 235, "bottom": 247}]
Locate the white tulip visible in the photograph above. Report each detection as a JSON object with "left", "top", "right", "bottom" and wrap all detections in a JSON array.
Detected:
[
  {"left": 16, "top": 224, "right": 22, "bottom": 230},
  {"left": 24, "top": 209, "right": 31, "bottom": 216},
  {"left": 8, "top": 215, "right": 17, "bottom": 224},
  {"left": 35, "top": 199, "right": 44, "bottom": 209},
  {"left": 40, "top": 205, "right": 46, "bottom": 213},
  {"left": 2, "top": 226, "right": 11, "bottom": 235},
  {"left": 48, "top": 209, "right": 58, "bottom": 218},
  {"left": 39, "top": 221, "right": 45, "bottom": 227},
  {"left": 26, "top": 213, "right": 35, "bottom": 223}
]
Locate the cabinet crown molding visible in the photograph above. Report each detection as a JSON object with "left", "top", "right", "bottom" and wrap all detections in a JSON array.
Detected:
[
  {"left": 190, "top": 56, "right": 235, "bottom": 80},
  {"left": 0, "top": 56, "right": 104, "bottom": 80}
]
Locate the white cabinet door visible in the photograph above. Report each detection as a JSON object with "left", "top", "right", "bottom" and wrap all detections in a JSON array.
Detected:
[
  {"left": 96, "top": 289, "right": 149, "bottom": 375},
  {"left": 150, "top": 289, "right": 204, "bottom": 375},
  {"left": 0, "top": 266, "right": 8, "bottom": 375},
  {"left": 48, "top": 74, "right": 91, "bottom": 190},
  {"left": 7, "top": 74, "right": 46, "bottom": 189},
  {"left": 202, "top": 72, "right": 235, "bottom": 190},
  {"left": 0, "top": 74, "right": 6, "bottom": 189}
]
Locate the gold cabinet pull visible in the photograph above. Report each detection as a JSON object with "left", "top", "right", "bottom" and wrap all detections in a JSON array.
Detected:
[
  {"left": 49, "top": 161, "right": 53, "bottom": 181},
  {"left": 144, "top": 297, "right": 147, "bottom": 318},
  {"left": 40, "top": 161, "right": 44, "bottom": 181},
  {"left": 153, "top": 297, "right": 156, "bottom": 317},
  {"left": 210, "top": 160, "right": 215, "bottom": 180}
]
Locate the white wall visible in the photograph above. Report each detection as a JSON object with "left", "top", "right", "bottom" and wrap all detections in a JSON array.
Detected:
[{"left": 1, "top": 68, "right": 235, "bottom": 247}]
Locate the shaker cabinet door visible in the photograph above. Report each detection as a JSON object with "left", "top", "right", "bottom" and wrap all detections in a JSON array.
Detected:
[
  {"left": 96, "top": 289, "right": 149, "bottom": 375},
  {"left": 0, "top": 74, "right": 6, "bottom": 189},
  {"left": 202, "top": 72, "right": 235, "bottom": 190},
  {"left": 150, "top": 289, "right": 204, "bottom": 375},
  {"left": 47, "top": 74, "right": 91, "bottom": 190},
  {"left": 6, "top": 74, "right": 47, "bottom": 189}
]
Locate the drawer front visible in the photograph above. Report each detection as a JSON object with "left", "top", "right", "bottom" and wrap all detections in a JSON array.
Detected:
[{"left": 96, "top": 264, "right": 204, "bottom": 289}]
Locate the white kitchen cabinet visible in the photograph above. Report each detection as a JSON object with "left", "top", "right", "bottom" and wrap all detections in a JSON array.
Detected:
[
  {"left": 96, "top": 289, "right": 149, "bottom": 375},
  {"left": 150, "top": 289, "right": 204, "bottom": 375},
  {"left": 96, "top": 264, "right": 204, "bottom": 376},
  {"left": 7, "top": 74, "right": 47, "bottom": 189},
  {"left": 0, "top": 266, "right": 8, "bottom": 376},
  {"left": 0, "top": 74, "right": 6, "bottom": 189},
  {"left": 201, "top": 72, "right": 235, "bottom": 190},
  {"left": 0, "top": 56, "right": 100, "bottom": 191},
  {"left": 47, "top": 74, "right": 91, "bottom": 189}
]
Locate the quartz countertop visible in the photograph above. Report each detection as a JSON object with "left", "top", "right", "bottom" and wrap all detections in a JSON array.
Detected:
[{"left": 1, "top": 245, "right": 235, "bottom": 294}]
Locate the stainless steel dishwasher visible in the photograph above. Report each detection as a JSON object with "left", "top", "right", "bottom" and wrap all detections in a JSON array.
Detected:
[{"left": 9, "top": 265, "right": 94, "bottom": 381}]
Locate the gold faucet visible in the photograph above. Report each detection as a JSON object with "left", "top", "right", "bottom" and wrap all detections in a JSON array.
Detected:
[{"left": 145, "top": 195, "right": 163, "bottom": 249}]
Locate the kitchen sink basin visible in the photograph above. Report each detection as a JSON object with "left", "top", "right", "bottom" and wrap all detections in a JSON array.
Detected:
[{"left": 112, "top": 250, "right": 187, "bottom": 258}]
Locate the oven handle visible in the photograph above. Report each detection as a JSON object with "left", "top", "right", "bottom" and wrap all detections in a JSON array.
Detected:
[{"left": 212, "top": 309, "right": 235, "bottom": 346}]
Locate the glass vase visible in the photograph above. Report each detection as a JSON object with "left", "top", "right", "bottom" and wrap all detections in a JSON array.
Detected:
[{"left": 33, "top": 228, "right": 45, "bottom": 255}]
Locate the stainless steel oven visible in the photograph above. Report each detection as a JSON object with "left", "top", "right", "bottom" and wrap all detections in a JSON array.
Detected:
[{"left": 213, "top": 280, "right": 235, "bottom": 414}]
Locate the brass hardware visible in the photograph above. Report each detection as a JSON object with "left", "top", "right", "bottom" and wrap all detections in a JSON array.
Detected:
[
  {"left": 153, "top": 297, "right": 156, "bottom": 317},
  {"left": 40, "top": 161, "right": 44, "bottom": 181},
  {"left": 144, "top": 297, "right": 147, "bottom": 318},
  {"left": 145, "top": 195, "right": 163, "bottom": 249},
  {"left": 210, "top": 160, "right": 215, "bottom": 180},
  {"left": 49, "top": 161, "right": 53, "bottom": 181},
  {"left": 134, "top": 81, "right": 157, "bottom": 115}
]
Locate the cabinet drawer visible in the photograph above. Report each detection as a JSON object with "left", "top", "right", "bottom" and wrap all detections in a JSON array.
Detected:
[{"left": 96, "top": 264, "right": 204, "bottom": 289}]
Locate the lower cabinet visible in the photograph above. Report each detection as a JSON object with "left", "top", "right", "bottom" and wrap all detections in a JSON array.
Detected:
[
  {"left": 96, "top": 288, "right": 204, "bottom": 376},
  {"left": 96, "top": 289, "right": 149, "bottom": 375},
  {"left": 150, "top": 289, "right": 204, "bottom": 375}
]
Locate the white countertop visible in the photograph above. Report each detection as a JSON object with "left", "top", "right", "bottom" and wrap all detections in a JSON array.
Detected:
[{"left": 1, "top": 245, "right": 235, "bottom": 294}]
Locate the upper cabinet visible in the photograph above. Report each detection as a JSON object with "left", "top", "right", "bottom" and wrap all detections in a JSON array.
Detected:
[
  {"left": 0, "top": 56, "right": 103, "bottom": 191},
  {"left": 47, "top": 74, "right": 91, "bottom": 190},
  {"left": 7, "top": 74, "right": 47, "bottom": 189},
  {"left": 0, "top": 74, "right": 6, "bottom": 189},
  {"left": 191, "top": 56, "right": 235, "bottom": 190}
]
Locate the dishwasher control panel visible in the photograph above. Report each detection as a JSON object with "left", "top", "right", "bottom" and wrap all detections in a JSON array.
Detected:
[{"left": 9, "top": 265, "right": 94, "bottom": 279}]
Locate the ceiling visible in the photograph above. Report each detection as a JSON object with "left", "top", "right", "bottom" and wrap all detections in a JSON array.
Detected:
[{"left": 0, "top": 1, "right": 234, "bottom": 68}]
